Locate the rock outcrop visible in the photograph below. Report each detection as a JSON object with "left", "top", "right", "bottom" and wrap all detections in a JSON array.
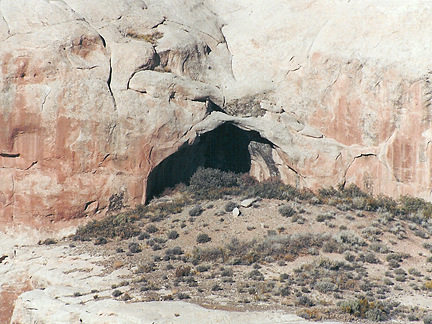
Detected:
[{"left": 2, "top": 0, "right": 432, "bottom": 226}]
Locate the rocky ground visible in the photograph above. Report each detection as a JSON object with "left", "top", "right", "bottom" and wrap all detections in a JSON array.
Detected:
[{"left": 3, "top": 179, "right": 432, "bottom": 323}]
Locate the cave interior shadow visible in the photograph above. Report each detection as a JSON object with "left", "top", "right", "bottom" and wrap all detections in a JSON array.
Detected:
[{"left": 145, "top": 123, "right": 271, "bottom": 203}]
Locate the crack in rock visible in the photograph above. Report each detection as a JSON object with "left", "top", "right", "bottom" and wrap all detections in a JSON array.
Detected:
[{"left": 0, "top": 152, "right": 20, "bottom": 158}]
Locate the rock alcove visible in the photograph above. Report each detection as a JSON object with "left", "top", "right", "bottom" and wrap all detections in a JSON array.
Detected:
[{"left": 145, "top": 122, "right": 277, "bottom": 202}]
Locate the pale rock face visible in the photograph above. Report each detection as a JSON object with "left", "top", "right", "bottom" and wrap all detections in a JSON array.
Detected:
[
  {"left": 208, "top": 0, "right": 432, "bottom": 199},
  {"left": 0, "top": 0, "right": 231, "bottom": 224},
  {"left": 2, "top": 0, "right": 432, "bottom": 228}
]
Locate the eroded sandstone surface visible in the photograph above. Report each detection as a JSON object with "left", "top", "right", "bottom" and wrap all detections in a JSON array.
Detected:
[{"left": 2, "top": 0, "right": 432, "bottom": 225}]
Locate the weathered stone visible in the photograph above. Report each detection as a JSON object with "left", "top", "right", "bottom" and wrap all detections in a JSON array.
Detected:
[
  {"left": 232, "top": 207, "right": 240, "bottom": 217},
  {"left": 241, "top": 198, "right": 255, "bottom": 208},
  {"left": 3, "top": 0, "right": 432, "bottom": 227}
]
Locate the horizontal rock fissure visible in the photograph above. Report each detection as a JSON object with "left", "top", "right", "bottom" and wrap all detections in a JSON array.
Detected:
[{"left": 0, "top": 152, "right": 20, "bottom": 158}]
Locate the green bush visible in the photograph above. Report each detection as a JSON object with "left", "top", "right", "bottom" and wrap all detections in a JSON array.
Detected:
[
  {"left": 112, "top": 289, "right": 122, "bottom": 297},
  {"left": 224, "top": 201, "right": 238, "bottom": 212},
  {"left": 128, "top": 242, "right": 141, "bottom": 253},
  {"left": 189, "top": 204, "right": 203, "bottom": 216},
  {"left": 248, "top": 269, "right": 264, "bottom": 281},
  {"left": 399, "top": 195, "right": 432, "bottom": 218},
  {"left": 75, "top": 213, "right": 140, "bottom": 240},
  {"left": 278, "top": 205, "right": 296, "bottom": 217},
  {"left": 408, "top": 268, "right": 422, "bottom": 277},
  {"left": 296, "top": 295, "right": 314, "bottom": 307},
  {"left": 189, "top": 167, "right": 241, "bottom": 199},
  {"left": 245, "top": 178, "right": 291, "bottom": 200},
  {"left": 94, "top": 237, "right": 107, "bottom": 245},
  {"left": 196, "top": 233, "right": 211, "bottom": 244},
  {"left": 316, "top": 212, "right": 335, "bottom": 222},
  {"left": 424, "top": 315, "right": 432, "bottom": 324},
  {"left": 145, "top": 224, "right": 158, "bottom": 233},
  {"left": 314, "top": 280, "right": 337, "bottom": 293},
  {"left": 167, "top": 230, "right": 179, "bottom": 240},
  {"left": 138, "top": 232, "right": 150, "bottom": 240},
  {"left": 340, "top": 298, "right": 386, "bottom": 319}
]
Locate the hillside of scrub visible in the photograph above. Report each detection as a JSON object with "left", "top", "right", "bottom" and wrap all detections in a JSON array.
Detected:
[{"left": 62, "top": 168, "right": 432, "bottom": 322}]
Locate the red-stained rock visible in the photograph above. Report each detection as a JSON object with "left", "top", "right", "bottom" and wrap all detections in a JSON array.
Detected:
[{"left": 2, "top": 0, "right": 432, "bottom": 228}]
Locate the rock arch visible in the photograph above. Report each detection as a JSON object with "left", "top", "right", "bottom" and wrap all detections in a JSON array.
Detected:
[{"left": 145, "top": 122, "right": 276, "bottom": 202}]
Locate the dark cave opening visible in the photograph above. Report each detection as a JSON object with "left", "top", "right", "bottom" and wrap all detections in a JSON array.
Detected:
[{"left": 145, "top": 123, "right": 273, "bottom": 203}]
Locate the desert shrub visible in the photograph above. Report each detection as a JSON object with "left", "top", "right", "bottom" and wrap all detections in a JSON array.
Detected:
[
  {"left": 211, "top": 284, "right": 222, "bottom": 291},
  {"left": 340, "top": 298, "right": 386, "bottom": 320},
  {"left": 253, "top": 233, "right": 329, "bottom": 261},
  {"left": 316, "top": 212, "right": 335, "bottom": 222},
  {"left": 248, "top": 269, "right": 264, "bottom": 281},
  {"left": 175, "top": 265, "right": 191, "bottom": 277},
  {"left": 167, "top": 230, "right": 179, "bottom": 240},
  {"left": 188, "top": 167, "right": 241, "bottom": 199},
  {"left": 336, "top": 203, "right": 350, "bottom": 211},
  {"left": 166, "top": 246, "right": 183, "bottom": 256},
  {"left": 339, "top": 184, "right": 370, "bottom": 199},
  {"left": 414, "top": 229, "right": 429, "bottom": 239},
  {"left": 399, "top": 195, "right": 432, "bottom": 218},
  {"left": 177, "top": 292, "right": 190, "bottom": 300},
  {"left": 128, "top": 242, "right": 141, "bottom": 253},
  {"left": 136, "top": 262, "right": 154, "bottom": 273},
  {"left": 195, "top": 233, "right": 328, "bottom": 265},
  {"left": 245, "top": 178, "right": 295, "bottom": 200},
  {"left": 121, "top": 293, "right": 131, "bottom": 301},
  {"left": 394, "top": 268, "right": 407, "bottom": 275},
  {"left": 192, "top": 247, "right": 224, "bottom": 262},
  {"left": 370, "top": 243, "right": 390, "bottom": 254},
  {"left": 75, "top": 213, "right": 140, "bottom": 239},
  {"left": 196, "top": 233, "right": 211, "bottom": 244},
  {"left": 322, "top": 239, "right": 345, "bottom": 254},
  {"left": 386, "top": 252, "right": 410, "bottom": 263},
  {"left": 145, "top": 224, "right": 158, "bottom": 234},
  {"left": 94, "top": 237, "right": 107, "bottom": 245},
  {"left": 108, "top": 192, "right": 124, "bottom": 212},
  {"left": 352, "top": 197, "right": 367, "bottom": 210},
  {"left": 424, "top": 315, "right": 432, "bottom": 324},
  {"left": 278, "top": 205, "right": 296, "bottom": 217},
  {"left": 366, "top": 307, "right": 387, "bottom": 321},
  {"left": 279, "top": 285, "right": 291, "bottom": 296},
  {"left": 314, "top": 280, "right": 337, "bottom": 293},
  {"left": 364, "top": 252, "right": 380, "bottom": 264},
  {"left": 408, "top": 268, "right": 422, "bottom": 277},
  {"left": 138, "top": 232, "right": 150, "bottom": 240},
  {"left": 424, "top": 242, "right": 432, "bottom": 252},
  {"left": 372, "top": 195, "right": 398, "bottom": 214},
  {"left": 267, "top": 230, "right": 277, "bottom": 236},
  {"left": 344, "top": 251, "right": 356, "bottom": 262},
  {"left": 196, "top": 265, "right": 210, "bottom": 272},
  {"left": 296, "top": 295, "right": 314, "bottom": 307},
  {"left": 152, "top": 244, "right": 162, "bottom": 251},
  {"left": 112, "top": 289, "right": 122, "bottom": 297},
  {"left": 362, "top": 227, "right": 382, "bottom": 239},
  {"left": 135, "top": 197, "right": 187, "bottom": 221},
  {"left": 189, "top": 204, "right": 203, "bottom": 216},
  {"left": 318, "top": 186, "right": 339, "bottom": 199},
  {"left": 224, "top": 201, "right": 238, "bottom": 212},
  {"left": 334, "top": 231, "right": 366, "bottom": 249},
  {"left": 425, "top": 281, "right": 432, "bottom": 290},
  {"left": 39, "top": 238, "right": 57, "bottom": 245},
  {"left": 126, "top": 30, "right": 164, "bottom": 44},
  {"left": 147, "top": 237, "right": 166, "bottom": 247},
  {"left": 395, "top": 275, "right": 406, "bottom": 282}
]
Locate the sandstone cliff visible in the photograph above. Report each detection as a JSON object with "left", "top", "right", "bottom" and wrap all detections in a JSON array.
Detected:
[{"left": 2, "top": 0, "right": 432, "bottom": 224}]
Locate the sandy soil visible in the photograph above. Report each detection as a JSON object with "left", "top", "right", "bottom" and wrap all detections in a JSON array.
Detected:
[{"left": 3, "top": 194, "right": 432, "bottom": 323}]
